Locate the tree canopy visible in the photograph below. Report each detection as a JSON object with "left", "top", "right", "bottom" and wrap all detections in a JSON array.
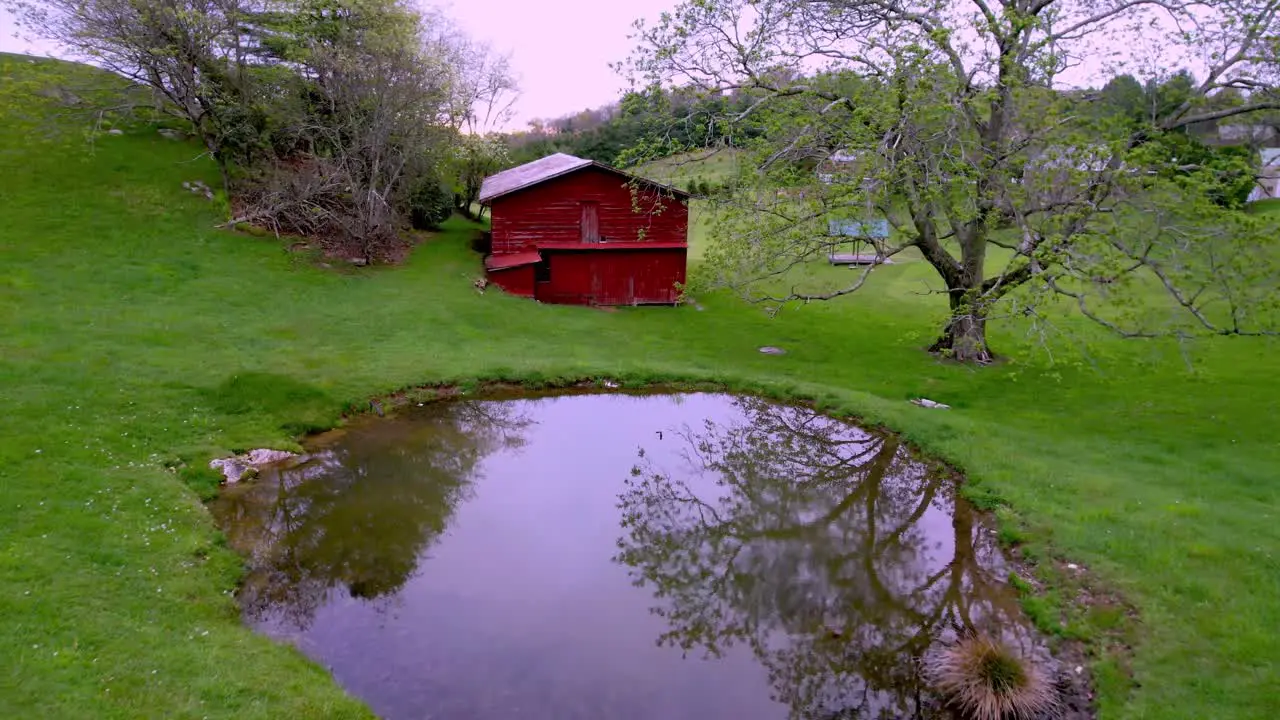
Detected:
[{"left": 626, "top": 0, "right": 1280, "bottom": 362}]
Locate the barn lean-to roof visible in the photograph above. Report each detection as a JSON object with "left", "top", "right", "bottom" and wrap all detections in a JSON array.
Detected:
[{"left": 478, "top": 152, "right": 691, "bottom": 204}]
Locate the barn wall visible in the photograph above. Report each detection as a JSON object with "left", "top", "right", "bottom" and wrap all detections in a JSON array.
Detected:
[
  {"left": 534, "top": 249, "right": 686, "bottom": 305},
  {"left": 488, "top": 265, "right": 536, "bottom": 298},
  {"left": 489, "top": 167, "right": 688, "bottom": 254}
]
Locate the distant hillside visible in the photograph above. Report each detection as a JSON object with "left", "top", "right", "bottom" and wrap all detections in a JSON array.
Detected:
[{"left": 636, "top": 148, "right": 744, "bottom": 188}]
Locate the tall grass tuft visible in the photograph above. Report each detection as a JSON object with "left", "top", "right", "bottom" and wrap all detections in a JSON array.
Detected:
[{"left": 928, "top": 635, "right": 1061, "bottom": 720}]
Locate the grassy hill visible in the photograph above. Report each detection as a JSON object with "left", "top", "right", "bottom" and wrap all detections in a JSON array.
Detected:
[{"left": 2, "top": 55, "right": 1278, "bottom": 719}]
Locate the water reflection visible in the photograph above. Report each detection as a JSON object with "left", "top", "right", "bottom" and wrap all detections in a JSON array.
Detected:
[
  {"left": 616, "top": 397, "right": 1026, "bottom": 719},
  {"left": 211, "top": 401, "right": 531, "bottom": 629},
  {"left": 210, "top": 393, "right": 1039, "bottom": 720}
]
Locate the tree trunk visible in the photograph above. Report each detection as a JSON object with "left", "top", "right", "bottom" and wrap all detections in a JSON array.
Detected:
[{"left": 929, "top": 294, "right": 993, "bottom": 364}]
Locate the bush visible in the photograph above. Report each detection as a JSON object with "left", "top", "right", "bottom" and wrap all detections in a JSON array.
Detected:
[
  {"left": 408, "top": 177, "right": 454, "bottom": 230},
  {"left": 927, "top": 635, "right": 1060, "bottom": 720}
]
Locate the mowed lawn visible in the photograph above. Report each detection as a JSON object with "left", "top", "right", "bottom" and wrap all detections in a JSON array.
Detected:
[{"left": 1, "top": 56, "right": 1278, "bottom": 719}]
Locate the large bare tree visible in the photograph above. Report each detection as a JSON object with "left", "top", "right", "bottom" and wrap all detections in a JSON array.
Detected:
[{"left": 627, "top": 0, "right": 1280, "bottom": 362}]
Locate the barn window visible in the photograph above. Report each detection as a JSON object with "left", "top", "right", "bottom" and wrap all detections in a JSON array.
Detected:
[{"left": 580, "top": 201, "right": 600, "bottom": 243}]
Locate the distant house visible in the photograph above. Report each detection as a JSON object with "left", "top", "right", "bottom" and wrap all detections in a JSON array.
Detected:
[
  {"left": 816, "top": 149, "right": 865, "bottom": 185},
  {"left": 1219, "top": 124, "right": 1277, "bottom": 144},
  {"left": 478, "top": 154, "right": 690, "bottom": 306},
  {"left": 1248, "top": 148, "right": 1280, "bottom": 202}
]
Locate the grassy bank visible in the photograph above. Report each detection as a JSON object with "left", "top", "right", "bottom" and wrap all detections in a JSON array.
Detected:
[{"left": 1, "top": 55, "right": 1278, "bottom": 718}]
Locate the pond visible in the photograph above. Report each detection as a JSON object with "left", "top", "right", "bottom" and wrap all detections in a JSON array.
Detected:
[{"left": 210, "top": 392, "right": 1041, "bottom": 720}]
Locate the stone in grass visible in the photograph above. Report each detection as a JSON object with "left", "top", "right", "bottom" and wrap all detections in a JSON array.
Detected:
[
  {"left": 911, "top": 398, "right": 951, "bottom": 409},
  {"left": 758, "top": 346, "right": 787, "bottom": 355},
  {"left": 210, "top": 449, "right": 300, "bottom": 484},
  {"left": 209, "top": 457, "right": 256, "bottom": 484}
]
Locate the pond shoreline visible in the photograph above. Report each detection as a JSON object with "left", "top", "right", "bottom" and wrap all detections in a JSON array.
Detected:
[{"left": 212, "top": 379, "right": 1113, "bottom": 720}]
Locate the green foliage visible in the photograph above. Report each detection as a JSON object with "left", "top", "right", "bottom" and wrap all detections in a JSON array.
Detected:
[
  {"left": 407, "top": 175, "right": 454, "bottom": 230},
  {"left": 504, "top": 85, "right": 762, "bottom": 167},
  {"left": 1098, "top": 74, "right": 1147, "bottom": 123},
  {"left": 444, "top": 133, "right": 509, "bottom": 215},
  {"left": 1129, "top": 132, "right": 1255, "bottom": 208}
]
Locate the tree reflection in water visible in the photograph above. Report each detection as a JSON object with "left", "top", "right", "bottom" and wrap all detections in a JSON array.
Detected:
[
  {"left": 615, "top": 397, "right": 1032, "bottom": 719},
  {"left": 211, "top": 401, "right": 532, "bottom": 630}
]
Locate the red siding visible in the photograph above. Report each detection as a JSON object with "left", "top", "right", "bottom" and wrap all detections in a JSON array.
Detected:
[
  {"left": 489, "top": 166, "right": 688, "bottom": 254},
  {"left": 534, "top": 249, "right": 686, "bottom": 305},
  {"left": 485, "top": 164, "right": 688, "bottom": 306},
  {"left": 488, "top": 265, "right": 535, "bottom": 298}
]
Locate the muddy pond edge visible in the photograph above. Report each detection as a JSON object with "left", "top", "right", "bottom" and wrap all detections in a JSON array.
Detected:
[{"left": 176, "top": 371, "right": 1138, "bottom": 718}]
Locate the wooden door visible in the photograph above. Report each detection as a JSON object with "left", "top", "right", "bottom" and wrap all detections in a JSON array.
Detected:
[{"left": 580, "top": 201, "right": 600, "bottom": 243}]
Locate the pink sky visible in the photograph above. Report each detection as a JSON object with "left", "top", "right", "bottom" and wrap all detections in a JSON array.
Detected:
[
  {"left": 445, "top": 0, "right": 677, "bottom": 129},
  {"left": 2, "top": 1, "right": 677, "bottom": 130},
  {"left": 6, "top": 0, "right": 1181, "bottom": 129}
]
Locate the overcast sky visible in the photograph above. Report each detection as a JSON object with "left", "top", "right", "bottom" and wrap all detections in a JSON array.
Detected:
[
  {"left": 4, "top": 0, "right": 1193, "bottom": 131},
  {"left": 445, "top": 0, "right": 677, "bottom": 129},
  {"left": 2, "top": 0, "right": 678, "bottom": 130}
]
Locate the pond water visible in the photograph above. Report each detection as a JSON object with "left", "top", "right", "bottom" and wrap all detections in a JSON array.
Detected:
[{"left": 210, "top": 392, "right": 1038, "bottom": 720}]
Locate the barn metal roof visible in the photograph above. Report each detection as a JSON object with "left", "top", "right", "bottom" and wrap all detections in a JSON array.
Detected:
[
  {"left": 479, "top": 153, "right": 592, "bottom": 204},
  {"left": 478, "top": 153, "right": 692, "bottom": 204},
  {"left": 484, "top": 250, "right": 543, "bottom": 270}
]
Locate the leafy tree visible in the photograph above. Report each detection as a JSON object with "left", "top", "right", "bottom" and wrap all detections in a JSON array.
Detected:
[
  {"left": 408, "top": 174, "right": 455, "bottom": 230},
  {"left": 448, "top": 133, "right": 510, "bottom": 218},
  {"left": 1098, "top": 74, "right": 1147, "bottom": 124},
  {"left": 626, "top": 0, "right": 1280, "bottom": 362}
]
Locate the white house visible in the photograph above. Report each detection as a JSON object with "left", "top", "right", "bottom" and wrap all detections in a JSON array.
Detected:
[{"left": 1248, "top": 148, "right": 1280, "bottom": 202}]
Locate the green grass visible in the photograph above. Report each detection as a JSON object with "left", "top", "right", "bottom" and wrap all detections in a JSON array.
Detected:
[
  {"left": 1247, "top": 197, "right": 1280, "bottom": 215},
  {"left": 638, "top": 147, "right": 744, "bottom": 186},
  {"left": 2, "top": 55, "right": 1279, "bottom": 719}
]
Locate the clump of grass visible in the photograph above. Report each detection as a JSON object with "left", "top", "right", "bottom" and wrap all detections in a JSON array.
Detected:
[{"left": 929, "top": 635, "right": 1061, "bottom": 720}]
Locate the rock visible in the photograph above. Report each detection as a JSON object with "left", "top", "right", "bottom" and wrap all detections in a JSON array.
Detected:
[
  {"left": 758, "top": 346, "right": 786, "bottom": 355},
  {"left": 106, "top": 129, "right": 124, "bottom": 136},
  {"left": 210, "top": 449, "right": 299, "bottom": 484},
  {"left": 349, "top": 257, "right": 369, "bottom": 267},
  {"left": 157, "top": 128, "right": 184, "bottom": 140},
  {"left": 244, "top": 448, "right": 297, "bottom": 466},
  {"left": 602, "top": 380, "right": 620, "bottom": 389},
  {"left": 209, "top": 458, "right": 256, "bottom": 484},
  {"left": 911, "top": 398, "right": 951, "bottom": 409},
  {"left": 1067, "top": 563, "right": 1080, "bottom": 570}
]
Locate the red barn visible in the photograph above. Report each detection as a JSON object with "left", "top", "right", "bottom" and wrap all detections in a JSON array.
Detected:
[{"left": 478, "top": 153, "right": 690, "bottom": 305}]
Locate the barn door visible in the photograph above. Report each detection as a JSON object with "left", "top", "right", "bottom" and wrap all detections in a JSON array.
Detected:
[{"left": 580, "top": 201, "right": 600, "bottom": 243}]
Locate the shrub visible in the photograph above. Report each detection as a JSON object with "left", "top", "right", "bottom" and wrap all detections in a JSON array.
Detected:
[
  {"left": 408, "top": 177, "right": 454, "bottom": 230},
  {"left": 928, "top": 635, "right": 1060, "bottom": 720}
]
